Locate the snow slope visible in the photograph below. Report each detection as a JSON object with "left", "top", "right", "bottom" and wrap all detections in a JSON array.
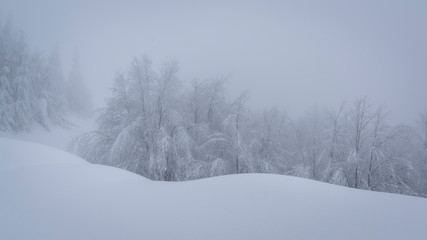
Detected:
[
  {"left": 1, "top": 138, "right": 426, "bottom": 240},
  {"left": 0, "top": 117, "right": 94, "bottom": 151}
]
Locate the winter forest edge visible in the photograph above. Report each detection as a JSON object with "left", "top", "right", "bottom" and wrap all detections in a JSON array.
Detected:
[{"left": 1, "top": 19, "right": 427, "bottom": 198}]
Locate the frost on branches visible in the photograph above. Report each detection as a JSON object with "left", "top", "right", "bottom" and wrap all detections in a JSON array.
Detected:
[{"left": 69, "top": 55, "right": 427, "bottom": 198}]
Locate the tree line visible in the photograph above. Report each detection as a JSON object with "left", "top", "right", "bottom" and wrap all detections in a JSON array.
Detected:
[{"left": 69, "top": 55, "right": 427, "bottom": 197}]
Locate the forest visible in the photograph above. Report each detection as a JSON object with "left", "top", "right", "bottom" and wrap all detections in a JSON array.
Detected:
[
  {"left": 0, "top": 19, "right": 91, "bottom": 132},
  {"left": 1, "top": 18, "right": 426, "bottom": 198},
  {"left": 68, "top": 54, "right": 427, "bottom": 197}
]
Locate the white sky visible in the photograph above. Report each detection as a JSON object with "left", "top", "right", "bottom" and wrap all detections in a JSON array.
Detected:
[{"left": 1, "top": 0, "right": 426, "bottom": 123}]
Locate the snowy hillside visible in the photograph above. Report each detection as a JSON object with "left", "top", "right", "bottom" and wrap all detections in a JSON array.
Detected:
[
  {"left": 0, "top": 117, "right": 94, "bottom": 150},
  {"left": 1, "top": 138, "right": 426, "bottom": 240}
]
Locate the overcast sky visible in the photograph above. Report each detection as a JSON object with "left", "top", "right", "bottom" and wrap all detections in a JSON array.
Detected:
[{"left": 1, "top": 0, "right": 426, "bottom": 123}]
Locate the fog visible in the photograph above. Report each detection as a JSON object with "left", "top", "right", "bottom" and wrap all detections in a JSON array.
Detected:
[{"left": 2, "top": 0, "right": 426, "bottom": 123}]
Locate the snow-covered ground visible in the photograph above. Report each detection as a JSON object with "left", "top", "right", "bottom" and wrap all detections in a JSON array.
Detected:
[
  {"left": 1, "top": 138, "right": 426, "bottom": 240},
  {"left": 0, "top": 117, "right": 95, "bottom": 150}
]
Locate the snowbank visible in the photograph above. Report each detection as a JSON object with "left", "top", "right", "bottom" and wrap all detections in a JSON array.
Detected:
[{"left": 1, "top": 138, "right": 426, "bottom": 240}]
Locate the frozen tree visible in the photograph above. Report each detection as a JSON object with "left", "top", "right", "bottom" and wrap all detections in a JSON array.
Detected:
[
  {"left": 92, "top": 73, "right": 130, "bottom": 152},
  {"left": 0, "top": 19, "right": 34, "bottom": 131},
  {"left": 128, "top": 55, "right": 156, "bottom": 118},
  {"left": 259, "top": 108, "right": 283, "bottom": 160},
  {"left": 348, "top": 96, "right": 372, "bottom": 188},
  {"left": 325, "top": 103, "right": 345, "bottom": 161},
  {"left": 366, "top": 105, "right": 390, "bottom": 189},
  {"left": 288, "top": 107, "right": 328, "bottom": 180},
  {"left": 303, "top": 107, "right": 327, "bottom": 180},
  {"left": 350, "top": 96, "right": 371, "bottom": 154},
  {"left": 69, "top": 54, "right": 427, "bottom": 198},
  {"left": 0, "top": 19, "right": 72, "bottom": 132},
  {"left": 222, "top": 91, "right": 249, "bottom": 173},
  {"left": 417, "top": 111, "right": 427, "bottom": 150},
  {"left": 322, "top": 103, "right": 349, "bottom": 184},
  {"left": 206, "top": 77, "right": 227, "bottom": 130},
  {"left": 71, "top": 57, "right": 188, "bottom": 180},
  {"left": 156, "top": 59, "right": 180, "bottom": 129},
  {"left": 245, "top": 107, "right": 288, "bottom": 174},
  {"left": 191, "top": 79, "right": 201, "bottom": 129}
]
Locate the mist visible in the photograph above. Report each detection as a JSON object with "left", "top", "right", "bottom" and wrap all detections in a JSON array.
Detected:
[
  {"left": 2, "top": 0, "right": 426, "bottom": 124},
  {"left": 2, "top": 2, "right": 427, "bottom": 238}
]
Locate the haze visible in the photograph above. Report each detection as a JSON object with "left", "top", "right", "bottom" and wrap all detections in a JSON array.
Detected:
[{"left": 2, "top": 0, "right": 426, "bottom": 123}]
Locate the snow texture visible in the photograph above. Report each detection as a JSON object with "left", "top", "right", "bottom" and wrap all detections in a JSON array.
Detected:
[{"left": 1, "top": 138, "right": 426, "bottom": 240}]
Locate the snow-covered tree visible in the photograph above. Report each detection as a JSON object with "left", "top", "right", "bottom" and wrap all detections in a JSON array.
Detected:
[
  {"left": 0, "top": 19, "right": 34, "bottom": 132},
  {"left": 417, "top": 111, "right": 427, "bottom": 150},
  {"left": 0, "top": 18, "right": 70, "bottom": 132},
  {"left": 69, "top": 54, "right": 427, "bottom": 198}
]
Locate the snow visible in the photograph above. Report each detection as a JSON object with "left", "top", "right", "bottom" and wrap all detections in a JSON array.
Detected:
[
  {"left": 1, "top": 138, "right": 427, "bottom": 240},
  {"left": 0, "top": 116, "right": 94, "bottom": 150}
]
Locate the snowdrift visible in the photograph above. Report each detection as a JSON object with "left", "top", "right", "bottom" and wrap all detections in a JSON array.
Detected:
[{"left": 1, "top": 138, "right": 426, "bottom": 240}]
